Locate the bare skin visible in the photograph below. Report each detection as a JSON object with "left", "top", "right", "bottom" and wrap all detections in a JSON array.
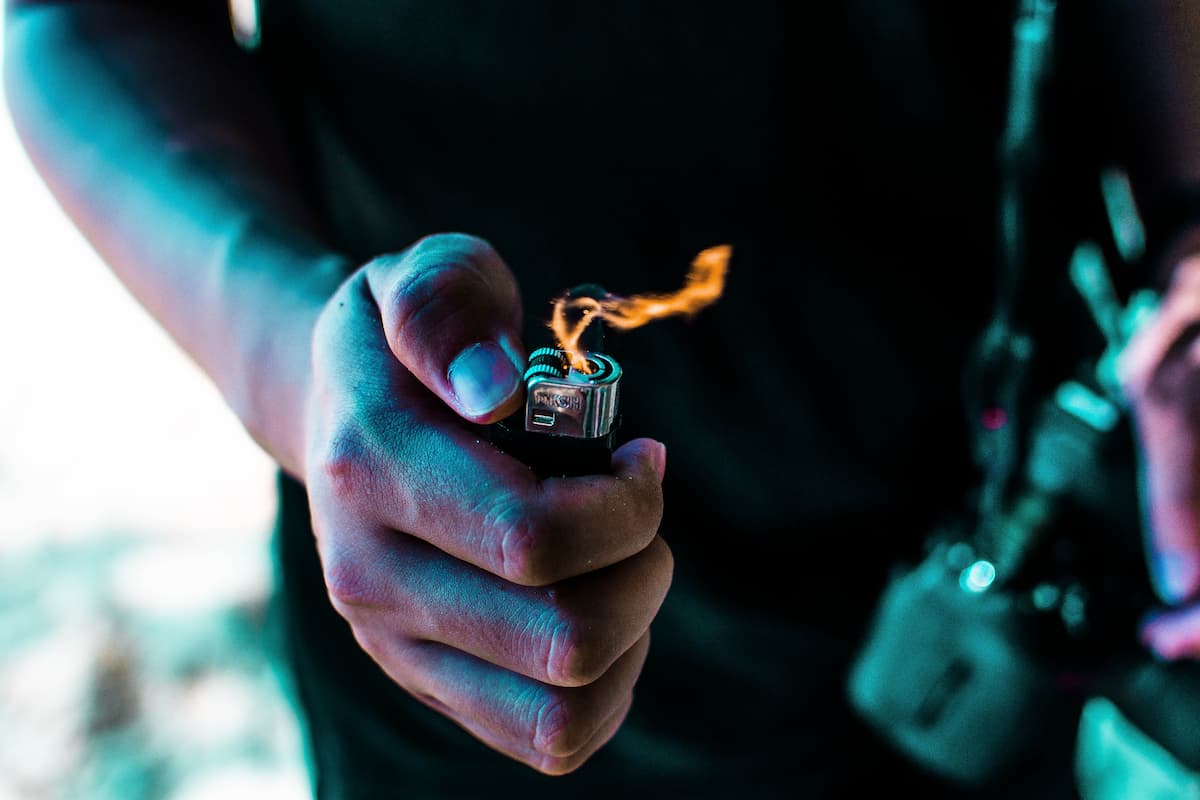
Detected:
[
  {"left": 4, "top": 4, "right": 667, "bottom": 773},
  {"left": 306, "top": 236, "right": 671, "bottom": 773},
  {"left": 6, "top": 0, "right": 1200, "bottom": 779}
]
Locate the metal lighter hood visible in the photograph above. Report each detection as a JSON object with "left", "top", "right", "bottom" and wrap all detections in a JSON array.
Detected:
[{"left": 523, "top": 348, "right": 622, "bottom": 439}]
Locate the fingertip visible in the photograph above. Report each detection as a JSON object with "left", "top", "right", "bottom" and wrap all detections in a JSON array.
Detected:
[
  {"left": 1139, "top": 620, "right": 1172, "bottom": 662},
  {"left": 652, "top": 442, "right": 666, "bottom": 483},
  {"left": 447, "top": 338, "right": 525, "bottom": 423},
  {"left": 611, "top": 438, "right": 666, "bottom": 483},
  {"left": 1140, "top": 604, "right": 1200, "bottom": 661},
  {"left": 364, "top": 235, "right": 527, "bottom": 422},
  {"left": 1152, "top": 551, "right": 1200, "bottom": 606},
  {"left": 473, "top": 385, "right": 527, "bottom": 425}
]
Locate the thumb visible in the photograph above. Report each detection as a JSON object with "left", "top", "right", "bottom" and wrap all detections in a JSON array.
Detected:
[{"left": 365, "top": 233, "right": 526, "bottom": 424}]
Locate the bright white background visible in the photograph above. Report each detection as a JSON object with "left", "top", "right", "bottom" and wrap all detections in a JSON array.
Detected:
[{"left": 0, "top": 12, "right": 308, "bottom": 800}]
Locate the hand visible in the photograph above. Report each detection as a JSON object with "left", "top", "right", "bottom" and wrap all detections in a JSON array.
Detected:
[
  {"left": 1120, "top": 255, "right": 1200, "bottom": 657},
  {"left": 303, "top": 234, "right": 671, "bottom": 774}
]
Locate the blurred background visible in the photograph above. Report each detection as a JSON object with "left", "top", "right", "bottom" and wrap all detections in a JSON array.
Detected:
[{"left": 0, "top": 17, "right": 310, "bottom": 800}]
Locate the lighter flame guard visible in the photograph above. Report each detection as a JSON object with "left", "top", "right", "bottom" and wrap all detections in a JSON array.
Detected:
[
  {"left": 490, "top": 347, "right": 622, "bottom": 477},
  {"left": 523, "top": 348, "right": 622, "bottom": 439},
  {"left": 490, "top": 245, "right": 729, "bottom": 477}
]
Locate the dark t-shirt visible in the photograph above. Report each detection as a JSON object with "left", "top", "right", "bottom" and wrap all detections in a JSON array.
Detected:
[{"left": 259, "top": 2, "right": 1108, "bottom": 796}]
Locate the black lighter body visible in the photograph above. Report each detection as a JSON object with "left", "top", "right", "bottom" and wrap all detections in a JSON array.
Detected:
[
  {"left": 490, "top": 347, "right": 622, "bottom": 478},
  {"left": 491, "top": 284, "right": 622, "bottom": 477}
]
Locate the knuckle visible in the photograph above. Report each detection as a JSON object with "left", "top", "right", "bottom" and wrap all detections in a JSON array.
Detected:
[
  {"left": 499, "top": 514, "right": 536, "bottom": 584},
  {"left": 532, "top": 695, "right": 568, "bottom": 758},
  {"left": 530, "top": 693, "right": 582, "bottom": 758},
  {"left": 388, "top": 250, "right": 491, "bottom": 341},
  {"left": 488, "top": 498, "right": 555, "bottom": 585},
  {"left": 323, "top": 548, "right": 376, "bottom": 611},
  {"left": 549, "top": 616, "right": 589, "bottom": 685},
  {"left": 529, "top": 605, "right": 599, "bottom": 687},
  {"left": 531, "top": 694, "right": 632, "bottom": 774},
  {"left": 316, "top": 427, "right": 380, "bottom": 504}
]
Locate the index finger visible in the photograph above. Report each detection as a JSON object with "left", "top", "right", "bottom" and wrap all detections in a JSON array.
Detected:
[{"left": 376, "top": 420, "right": 667, "bottom": 586}]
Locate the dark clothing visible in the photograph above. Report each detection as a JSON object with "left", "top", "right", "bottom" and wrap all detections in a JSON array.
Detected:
[{"left": 262, "top": 2, "right": 1107, "bottom": 796}]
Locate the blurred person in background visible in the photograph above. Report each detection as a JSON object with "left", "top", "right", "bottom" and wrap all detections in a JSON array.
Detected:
[{"left": 6, "top": 1, "right": 1200, "bottom": 797}]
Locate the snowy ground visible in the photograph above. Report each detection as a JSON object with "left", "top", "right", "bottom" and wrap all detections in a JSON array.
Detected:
[{"left": 0, "top": 18, "right": 309, "bottom": 800}]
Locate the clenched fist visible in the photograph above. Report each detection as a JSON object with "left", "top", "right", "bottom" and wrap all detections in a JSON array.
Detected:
[{"left": 302, "top": 234, "right": 672, "bottom": 774}]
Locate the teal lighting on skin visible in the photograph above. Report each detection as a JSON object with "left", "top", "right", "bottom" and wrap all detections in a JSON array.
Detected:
[{"left": 960, "top": 559, "right": 997, "bottom": 594}]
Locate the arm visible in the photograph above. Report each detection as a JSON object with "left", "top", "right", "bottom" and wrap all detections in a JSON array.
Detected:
[
  {"left": 5, "top": 2, "right": 668, "bottom": 774},
  {"left": 4, "top": 0, "right": 347, "bottom": 477}
]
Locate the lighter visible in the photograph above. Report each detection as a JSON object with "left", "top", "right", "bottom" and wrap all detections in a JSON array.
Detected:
[
  {"left": 489, "top": 346, "right": 622, "bottom": 477},
  {"left": 488, "top": 245, "right": 730, "bottom": 476},
  {"left": 490, "top": 282, "right": 623, "bottom": 477}
]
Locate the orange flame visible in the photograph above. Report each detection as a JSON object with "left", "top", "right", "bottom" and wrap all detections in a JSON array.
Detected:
[{"left": 550, "top": 245, "right": 731, "bottom": 373}]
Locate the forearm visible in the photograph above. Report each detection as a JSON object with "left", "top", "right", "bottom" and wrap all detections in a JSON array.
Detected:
[{"left": 3, "top": 2, "right": 350, "bottom": 476}]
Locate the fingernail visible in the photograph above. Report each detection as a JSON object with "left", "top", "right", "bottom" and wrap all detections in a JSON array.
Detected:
[
  {"left": 448, "top": 341, "right": 521, "bottom": 417},
  {"left": 496, "top": 332, "right": 527, "bottom": 375},
  {"left": 1154, "top": 552, "right": 1200, "bottom": 604},
  {"left": 652, "top": 442, "right": 667, "bottom": 482}
]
